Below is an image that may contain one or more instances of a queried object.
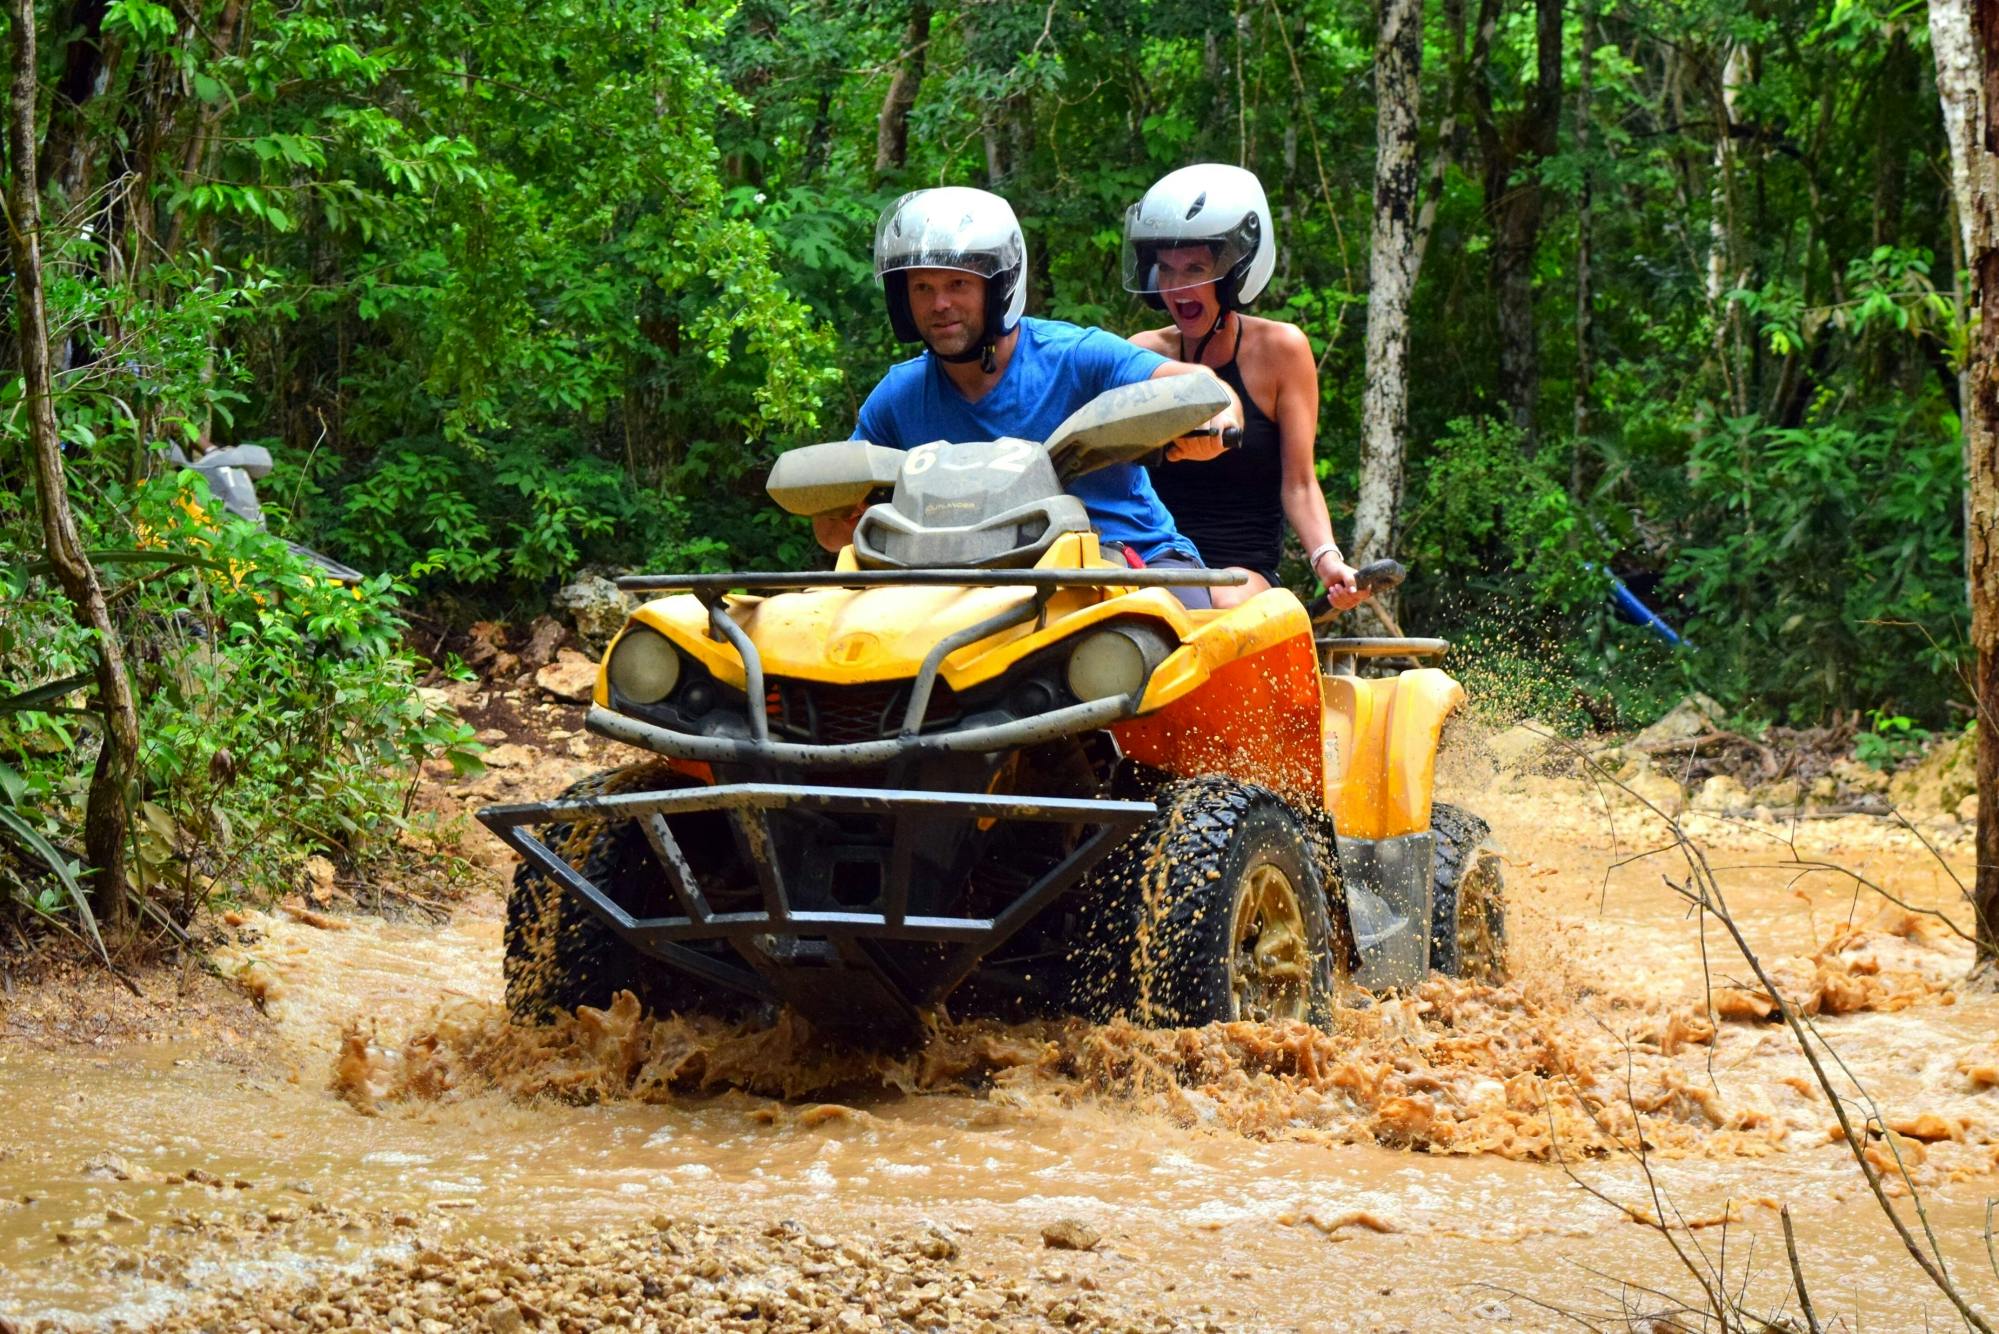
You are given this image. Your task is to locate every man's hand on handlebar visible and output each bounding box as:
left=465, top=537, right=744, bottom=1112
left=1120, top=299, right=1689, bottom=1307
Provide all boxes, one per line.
left=812, top=500, right=867, bottom=553
left=1165, top=420, right=1245, bottom=463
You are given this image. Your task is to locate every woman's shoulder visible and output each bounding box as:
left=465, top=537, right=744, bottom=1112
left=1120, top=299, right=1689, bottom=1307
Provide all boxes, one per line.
left=1126, top=325, right=1176, bottom=355
left=1241, top=314, right=1313, bottom=359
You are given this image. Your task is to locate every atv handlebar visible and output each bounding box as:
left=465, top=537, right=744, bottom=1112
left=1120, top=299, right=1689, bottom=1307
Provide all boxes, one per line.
left=1140, top=424, right=1243, bottom=469
left=1303, top=558, right=1406, bottom=621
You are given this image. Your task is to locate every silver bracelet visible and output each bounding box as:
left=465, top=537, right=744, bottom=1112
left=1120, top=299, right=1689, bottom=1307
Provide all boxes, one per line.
left=1307, top=543, right=1341, bottom=571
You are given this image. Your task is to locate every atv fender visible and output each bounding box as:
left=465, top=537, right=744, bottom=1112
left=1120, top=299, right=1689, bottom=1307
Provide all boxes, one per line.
left=1110, top=591, right=1324, bottom=798
left=1322, top=667, right=1465, bottom=840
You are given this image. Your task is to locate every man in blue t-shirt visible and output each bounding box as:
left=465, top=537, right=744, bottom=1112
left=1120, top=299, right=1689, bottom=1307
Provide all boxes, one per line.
left=821, top=187, right=1241, bottom=605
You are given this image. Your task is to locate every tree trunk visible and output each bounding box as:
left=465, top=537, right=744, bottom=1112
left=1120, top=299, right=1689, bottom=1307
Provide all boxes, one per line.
left=802, top=84, right=834, bottom=179
left=1411, top=0, right=1494, bottom=277
left=1931, top=0, right=1999, bottom=960
left=873, top=0, right=931, bottom=178
left=1971, top=0, right=1999, bottom=963
left=1353, top=0, right=1423, bottom=575
left=9, top=0, right=141, bottom=933
left=34, top=0, right=118, bottom=202
left=1475, top=0, right=1562, bottom=452
left=1707, top=42, right=1750, bottom=418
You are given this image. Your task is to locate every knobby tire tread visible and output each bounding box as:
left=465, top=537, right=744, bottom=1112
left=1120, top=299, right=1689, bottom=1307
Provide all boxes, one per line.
left=1430, top=801, right=1508, bottom=982
left=1107, top=776, right=1337, bottom=1028
left=504, top=762, right=714, bottom=1022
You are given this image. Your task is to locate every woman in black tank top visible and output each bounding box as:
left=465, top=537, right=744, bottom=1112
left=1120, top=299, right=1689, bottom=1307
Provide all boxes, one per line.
left=1149, top=323, right=1285, bottom=587
left=1122, top=164, right=1369, bottom=612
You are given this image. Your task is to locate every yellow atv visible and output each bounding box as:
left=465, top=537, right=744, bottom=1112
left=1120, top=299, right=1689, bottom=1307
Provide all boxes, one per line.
left=480, top=377, right=1503, bottom=1036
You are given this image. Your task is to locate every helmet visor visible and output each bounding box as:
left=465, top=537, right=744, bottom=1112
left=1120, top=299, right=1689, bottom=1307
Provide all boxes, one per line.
left=875, top=194, right=1022, bottom=281
left=1120, top=205, right=1258, bottom=295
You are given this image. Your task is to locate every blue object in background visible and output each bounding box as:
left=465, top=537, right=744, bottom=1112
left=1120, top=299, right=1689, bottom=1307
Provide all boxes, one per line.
left=1588, top=564, right=1688, bottom=648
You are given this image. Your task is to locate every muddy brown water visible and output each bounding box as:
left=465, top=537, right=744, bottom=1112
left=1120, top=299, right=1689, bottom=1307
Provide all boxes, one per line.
left=5, top=782, right=1999, bottom=1330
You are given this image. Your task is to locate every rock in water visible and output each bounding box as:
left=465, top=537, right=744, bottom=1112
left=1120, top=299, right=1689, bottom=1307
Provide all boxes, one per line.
left=1039, top=1219, right=1099, bottom=1251
left=553, top=575, right=634, bottom=654
left=1633, top=693, right=1725, bottom=748
left=1752, top=778, right=1802, bottom=811
left=1691, top=774, right=1748, bottom=814
left=303, top=854, right=338, bottom=905
left=1623, top=769, right=1686, bottom=816
left=1889, top=732, right=1977, bottom=817
left=536, top=649, right=598, bottom=704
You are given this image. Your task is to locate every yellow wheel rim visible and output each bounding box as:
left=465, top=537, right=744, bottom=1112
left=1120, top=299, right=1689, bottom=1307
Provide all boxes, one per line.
left=1230, top=860, right=1311, bottom=1023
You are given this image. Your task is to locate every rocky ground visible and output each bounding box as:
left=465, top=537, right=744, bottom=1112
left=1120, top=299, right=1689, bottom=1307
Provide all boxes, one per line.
left=126, top=1217, right=1176, bottom=1334
left=1480, top=690, right=1980, bottom=835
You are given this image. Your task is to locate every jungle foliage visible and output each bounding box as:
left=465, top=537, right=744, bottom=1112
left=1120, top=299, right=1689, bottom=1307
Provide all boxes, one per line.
left=0, top=0, right=1980, bottom=924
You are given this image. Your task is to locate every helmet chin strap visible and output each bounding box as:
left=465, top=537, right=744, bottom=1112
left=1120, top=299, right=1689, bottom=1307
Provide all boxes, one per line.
left=929, top=340, right=993, bottom=370
left=1188, top=302, right=1233, bottom=366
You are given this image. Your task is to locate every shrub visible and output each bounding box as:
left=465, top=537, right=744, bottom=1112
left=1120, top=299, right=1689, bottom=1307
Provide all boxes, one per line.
left=0, top=469, right=481, bottom=930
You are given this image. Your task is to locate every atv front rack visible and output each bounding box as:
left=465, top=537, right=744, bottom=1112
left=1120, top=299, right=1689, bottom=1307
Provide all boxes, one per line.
left=478, top=782, right=1155, bottom=1028
left=616, top=568, right=1246, bottom=593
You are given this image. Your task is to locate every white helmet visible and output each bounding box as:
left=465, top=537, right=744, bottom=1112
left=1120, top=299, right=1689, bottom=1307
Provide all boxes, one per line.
left=1122, top=164, right=1275, bottom=314
left=874, top=187, right=1027, bottom=361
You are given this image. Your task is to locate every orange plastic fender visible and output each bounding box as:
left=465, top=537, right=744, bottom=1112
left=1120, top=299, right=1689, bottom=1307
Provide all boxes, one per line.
left=1111, top=633, right=1325, bottom=800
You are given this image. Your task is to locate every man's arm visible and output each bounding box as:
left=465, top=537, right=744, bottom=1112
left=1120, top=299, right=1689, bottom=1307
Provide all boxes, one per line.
left=1147, top=360, right=1244, bottom=463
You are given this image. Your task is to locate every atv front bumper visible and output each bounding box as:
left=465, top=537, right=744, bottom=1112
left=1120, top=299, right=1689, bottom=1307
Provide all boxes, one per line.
left=477, top=782, right=1155, bottom=1030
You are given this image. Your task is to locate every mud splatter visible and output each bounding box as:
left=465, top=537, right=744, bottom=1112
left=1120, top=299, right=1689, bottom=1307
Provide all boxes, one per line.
left=1706, top=920, right=1954, bottom=1022
left=330, top=917, right=1965, bottom=1168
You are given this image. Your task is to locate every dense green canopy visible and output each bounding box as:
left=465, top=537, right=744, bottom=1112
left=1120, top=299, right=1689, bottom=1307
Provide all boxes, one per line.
left=2, top=0, right=1973, bottom=733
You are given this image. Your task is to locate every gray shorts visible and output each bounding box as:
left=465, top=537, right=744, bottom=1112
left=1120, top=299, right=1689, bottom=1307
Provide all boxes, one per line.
left=1144, top=549, right=1212, bottom=610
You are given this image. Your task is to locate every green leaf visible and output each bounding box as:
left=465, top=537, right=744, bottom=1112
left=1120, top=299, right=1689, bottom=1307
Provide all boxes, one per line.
left=0, top=806, right=109, bottom=964
left=0, top=673, right=94, bottom=713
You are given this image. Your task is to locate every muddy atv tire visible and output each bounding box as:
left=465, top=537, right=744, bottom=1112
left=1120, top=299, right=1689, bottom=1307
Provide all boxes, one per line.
left=1106, top=777, right=1342, bottom=1027
left=1429, top=802, right=1507, bottom=982
left=504, top=762, right=736, bottom=1022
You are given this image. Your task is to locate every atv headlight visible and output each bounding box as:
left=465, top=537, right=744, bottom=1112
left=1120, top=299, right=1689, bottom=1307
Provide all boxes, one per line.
left=608, top=626, right=680, bottom=704
left=1065, top=625, right=1169, bottom=702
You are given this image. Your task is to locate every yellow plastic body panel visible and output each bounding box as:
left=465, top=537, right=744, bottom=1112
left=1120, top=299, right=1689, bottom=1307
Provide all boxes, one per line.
left=593, top=532, right=1466, bottom=838
left=604, top=532, right=1193, bottom=700
left=1321, top=668, right=1466, bottom=839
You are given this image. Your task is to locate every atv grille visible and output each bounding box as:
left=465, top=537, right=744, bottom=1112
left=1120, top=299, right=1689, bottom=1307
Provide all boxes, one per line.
left=765, top=678, right=962, bottom=744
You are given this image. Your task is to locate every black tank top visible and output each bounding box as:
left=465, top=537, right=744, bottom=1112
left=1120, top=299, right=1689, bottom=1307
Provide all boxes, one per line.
left=1148, top=324, right=1284, bottom=583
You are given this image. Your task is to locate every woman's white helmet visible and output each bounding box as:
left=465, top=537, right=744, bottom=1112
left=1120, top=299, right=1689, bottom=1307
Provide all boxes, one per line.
left=874, top=187, right=1027, bottom=361
left=1122, top=164, right=1275, bottom=314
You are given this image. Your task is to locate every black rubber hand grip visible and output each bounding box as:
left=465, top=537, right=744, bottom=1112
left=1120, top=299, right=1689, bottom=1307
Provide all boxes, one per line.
left=1304, top=559, right=1407, bottom=620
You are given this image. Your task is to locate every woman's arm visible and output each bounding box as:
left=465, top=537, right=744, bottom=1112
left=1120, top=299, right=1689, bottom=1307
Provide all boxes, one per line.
left=1271, top=324, right=1366, bottom=608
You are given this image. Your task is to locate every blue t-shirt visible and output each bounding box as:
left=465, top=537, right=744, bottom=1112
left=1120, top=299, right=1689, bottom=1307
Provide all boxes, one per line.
left=854, top=317, right=1196, bottom=564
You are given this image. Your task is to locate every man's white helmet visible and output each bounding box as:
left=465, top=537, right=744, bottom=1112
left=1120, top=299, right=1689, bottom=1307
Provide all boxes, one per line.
left=1122, top=164, right=1275, bottom=313
left=874, top=187, right=1027, bottom=355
